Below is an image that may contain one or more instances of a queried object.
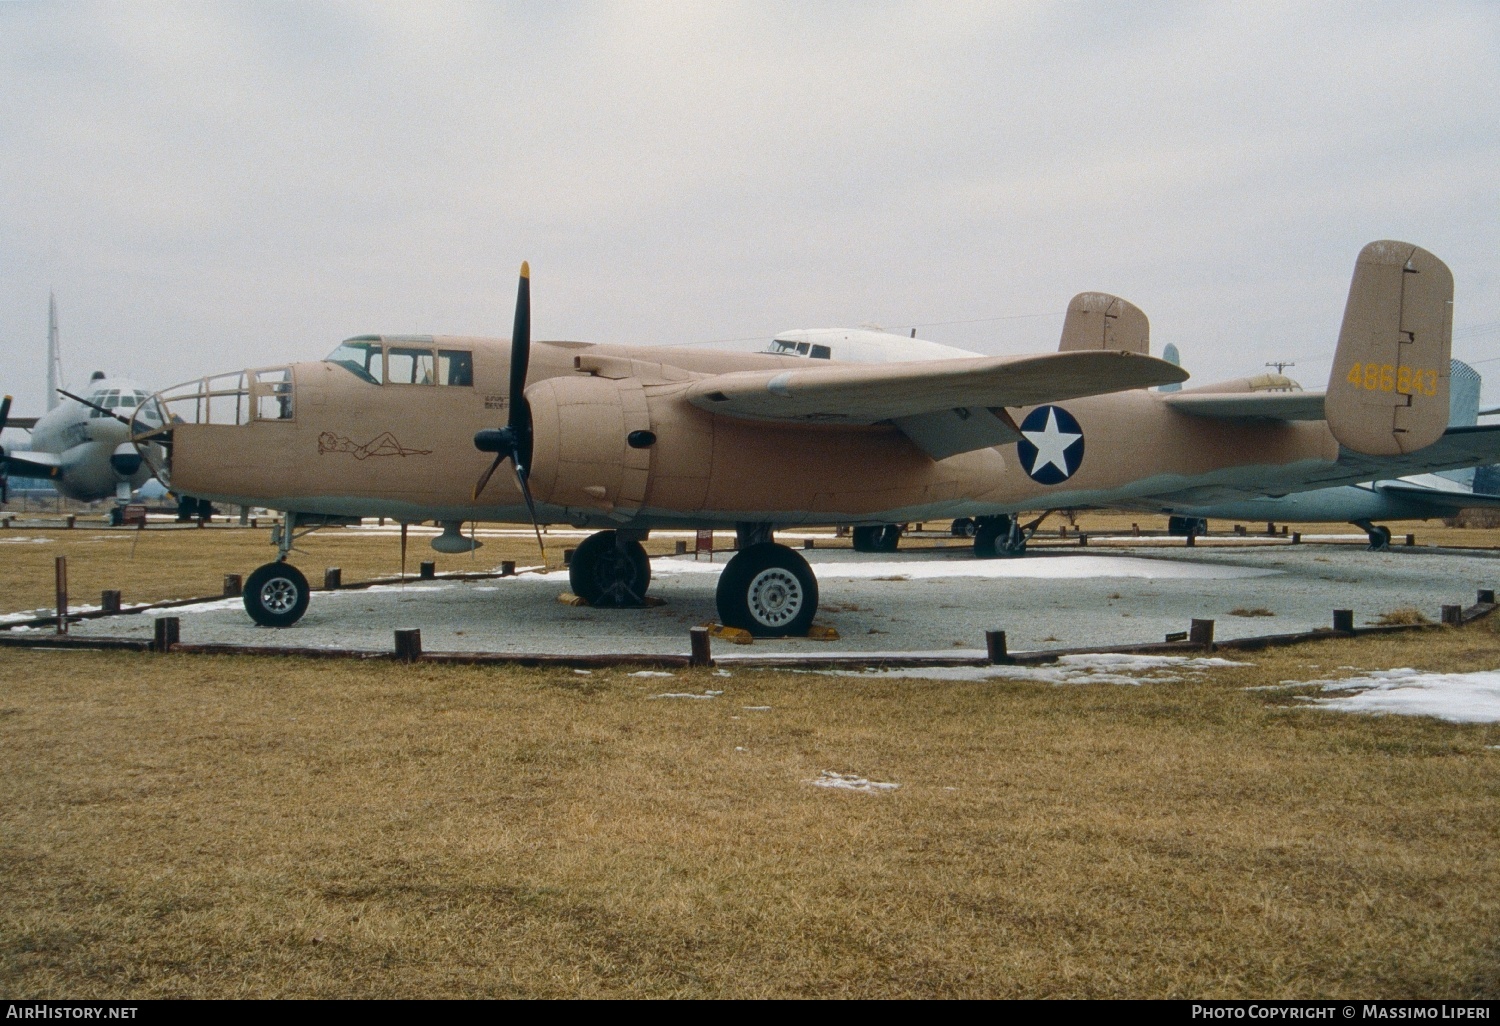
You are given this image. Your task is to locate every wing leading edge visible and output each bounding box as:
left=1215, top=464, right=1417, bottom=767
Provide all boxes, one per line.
left=684, top=350, right=1188, bottom=459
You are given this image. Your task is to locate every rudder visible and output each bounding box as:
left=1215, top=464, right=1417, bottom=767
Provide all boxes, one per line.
left=1058, top=292, right=1150, bottom=355
left=1325, top=240, right=1453, bottom=456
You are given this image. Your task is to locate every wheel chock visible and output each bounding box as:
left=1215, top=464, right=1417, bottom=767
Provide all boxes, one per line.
left=806, top=623, right=840, bottom=641
left=558, top=592, right=589, bottom=606
left=703, top=622, right=754, bottom=645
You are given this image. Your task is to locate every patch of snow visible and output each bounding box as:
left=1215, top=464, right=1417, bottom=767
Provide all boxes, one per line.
left=808, top=770, right=899, bottom=793
left=742, top=705, right=772, bottom=711
left=629, top=670, right=676, bottom=678
left=0, top=537, right=53, bottom=544
left=650, top=689, right=724, bottom=700
left=573, top=669, right=592, bottom=675
left=1296, top=668, right=1500, bottom=724
left=818, top=653, right=1249, bottom=686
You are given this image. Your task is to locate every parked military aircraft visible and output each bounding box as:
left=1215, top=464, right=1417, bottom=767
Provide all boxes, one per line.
left=0, top=299, right=169, bottom=513
left=135, top=240, right=1491, bottom=635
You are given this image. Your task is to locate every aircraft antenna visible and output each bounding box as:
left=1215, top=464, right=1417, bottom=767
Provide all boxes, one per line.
left=46, top=293, right=63, bottom=412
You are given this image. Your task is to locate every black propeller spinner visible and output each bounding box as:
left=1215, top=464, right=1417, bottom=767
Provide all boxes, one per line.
left=473, top=262, right=546, bottom=559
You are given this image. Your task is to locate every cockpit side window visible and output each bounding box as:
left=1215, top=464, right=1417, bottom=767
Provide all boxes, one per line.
left=810, top=344, right=831, bottom=359
left=438, top=350, right=473, bottom=386
left=386, top=346, right=435, bottom=385
left=795, top=342, right=810, bottom=355
left=326, top=340, right=384, bottom=384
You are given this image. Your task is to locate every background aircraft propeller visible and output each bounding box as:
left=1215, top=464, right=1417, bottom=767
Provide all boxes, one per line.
left=0, top=394, right=12, bottom=503
left=473, top=262, right=546, bottom=561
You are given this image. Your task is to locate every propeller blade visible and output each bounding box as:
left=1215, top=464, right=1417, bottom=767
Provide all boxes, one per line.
left=1, top=396, right=11, bottom=504
left=57, top=389, right=132, bottom=426
left=509, top=262, right=530, bottom=435
left=509, top=463, right=547, bottom=563
left=0, top=395, right=12, bottom=433
left=472, top=451, right=507, bottom=501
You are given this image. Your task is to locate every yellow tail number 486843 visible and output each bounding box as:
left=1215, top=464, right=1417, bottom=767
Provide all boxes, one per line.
left=1347, top=362, right=1439, bottom=396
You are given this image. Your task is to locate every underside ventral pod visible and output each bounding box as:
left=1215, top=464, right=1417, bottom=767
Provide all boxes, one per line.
left=524, top=375, right=653, bottom=518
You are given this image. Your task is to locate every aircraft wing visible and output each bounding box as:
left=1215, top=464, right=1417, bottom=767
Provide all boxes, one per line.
left=0, top=449, right=62, bottom=479
left=7, top=417, right=38, bottom=430
left=1162, top=390, right=1327, bottom=421
left=683, top=350, right=1187, bottom=459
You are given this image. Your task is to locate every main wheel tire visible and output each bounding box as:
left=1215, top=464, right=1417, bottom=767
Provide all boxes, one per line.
left=244, top=561, right=311, bottom=628
left=873, top=524, right=902, bottom=552
left=951, top=518, right=977, bottom=538
left=851, top=526, right=879, bottom=552
left=972, top=516, right=1012, bottom=559
left=716, top=542, right=819, bottom=638
left=569, top=531, right=651, bottom=607
left=1367, top=525, right=1392, bottom=551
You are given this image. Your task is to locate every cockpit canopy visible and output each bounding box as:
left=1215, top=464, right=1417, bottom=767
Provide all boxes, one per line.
left=326, top=336, right=473, bottom=387
left=86, top=386, right=164, bottom=425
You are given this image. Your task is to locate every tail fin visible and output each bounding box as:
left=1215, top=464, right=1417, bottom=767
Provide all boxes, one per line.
left=1325, top=241, right=1453, bottom=456
left=1058, top=292, right=1149, bottom=355
left=1158, top=342, right=1182, bottom=392
left=1438, top=359, right=1481, bottom=486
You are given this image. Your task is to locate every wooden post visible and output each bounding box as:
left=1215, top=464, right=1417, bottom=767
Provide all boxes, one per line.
left=985, top=630, right=1009, bottom=664
left=1333, top=609, right=1354, bottom=634
left=100, top=590, right=121, bottom=614
left=1185, top=533, right=1196, bottom=547
left=223, top=574, right=242, bottom=597
left=1078, top=533, right=1088, bottom=546
left=803, top=538, right=814, bottom=550
left=674, top=540, right=687, bottom=555
left=1441, top=604, right=1462, bottom=626
left=419, top=561, right=435, bottom=580
left=1479, top=589, right=1495, bottom=605
left=1266, top=521, right=1275, bottom=536
left=323, top=568, right=342, bottom=590
left=689, top=626, right=712, bottom=668
left=54, top=556, right=68, bottom=634
left=1291, top=532, right=1301, bottom=544
left=1405, top=534, right=1415, bottom=546
left=153, top=616, right=180, bottom=652
left=1132, top=522, right=1140, bottom=536
left=500, top=560, right=516, bottom=576
left=66, top=514, right=75, bottom=529
left=1189, top=619, right=1215, bottom=646
left=394, top=628, right=422, bottom=661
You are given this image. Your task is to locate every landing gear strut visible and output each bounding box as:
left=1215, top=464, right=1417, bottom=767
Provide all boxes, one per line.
left=569, top=530, right=651, bottom=607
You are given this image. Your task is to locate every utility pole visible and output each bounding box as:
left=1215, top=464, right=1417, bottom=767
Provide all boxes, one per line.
left=1265, top=360, right=1295, bottom=375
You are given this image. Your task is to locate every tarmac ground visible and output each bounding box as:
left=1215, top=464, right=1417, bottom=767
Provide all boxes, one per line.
left=49, top=531, right=1500, bottom=658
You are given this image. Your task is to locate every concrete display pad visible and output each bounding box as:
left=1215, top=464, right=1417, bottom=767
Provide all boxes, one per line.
left=51, top=543, right=1500, bottom=658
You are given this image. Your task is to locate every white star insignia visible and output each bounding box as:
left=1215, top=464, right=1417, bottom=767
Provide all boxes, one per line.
left=1021, top=408, right=1082, bottom=476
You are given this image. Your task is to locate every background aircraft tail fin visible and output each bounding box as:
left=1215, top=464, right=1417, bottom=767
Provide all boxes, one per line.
left=1324, top=240, right=1453, bottom=456
left=1157, top=342, right=1182, bottom=392
left=1057, top=292, right=1150, bottom=355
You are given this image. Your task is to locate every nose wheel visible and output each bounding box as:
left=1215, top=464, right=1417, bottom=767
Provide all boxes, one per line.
left=244, top=561, right=311, bottom=627
left=716, top=542, right=819, bottom=637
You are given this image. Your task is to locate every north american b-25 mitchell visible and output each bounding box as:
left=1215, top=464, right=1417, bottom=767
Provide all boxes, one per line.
left=130, top=240, right=1496, bottom=636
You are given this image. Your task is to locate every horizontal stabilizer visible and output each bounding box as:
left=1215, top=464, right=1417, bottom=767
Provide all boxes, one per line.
left=1164, top=390, right=1326, bottom=421
left=685, top=350, right=1187, bottom=430
left=1375, top=480, right=1500, bottom=511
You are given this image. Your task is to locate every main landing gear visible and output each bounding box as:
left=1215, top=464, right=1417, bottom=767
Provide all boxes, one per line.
left=1353, top=519, right=1392, bottom=551
left=568, top=530, right=651, bottom=607
left=973, top=514, right=1046, bottom=558
left=568, top=523, right=819, bottom=638
left=851, top=524, right=903, bottom=553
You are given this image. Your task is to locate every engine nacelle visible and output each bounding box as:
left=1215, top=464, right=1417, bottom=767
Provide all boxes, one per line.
left=526, top=375, right=656, bottom=517
left=110, top=442, right=143, bottom=477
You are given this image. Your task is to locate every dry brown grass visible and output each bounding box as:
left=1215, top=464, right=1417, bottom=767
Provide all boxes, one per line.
left=1371, top=607, right=1434, bottom=626
left=1, top=622, right=1498, bottom=998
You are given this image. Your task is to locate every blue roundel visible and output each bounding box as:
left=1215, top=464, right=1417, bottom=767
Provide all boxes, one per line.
left=1016, top=405, right=1085, bottom=485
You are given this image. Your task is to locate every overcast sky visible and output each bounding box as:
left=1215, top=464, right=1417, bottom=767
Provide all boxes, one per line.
left=2, top=0, right=1497, bottom=415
